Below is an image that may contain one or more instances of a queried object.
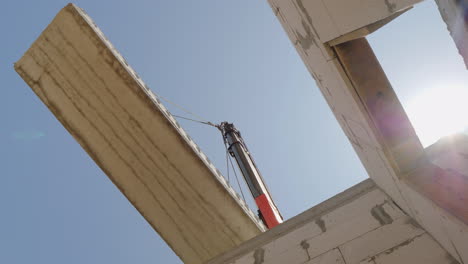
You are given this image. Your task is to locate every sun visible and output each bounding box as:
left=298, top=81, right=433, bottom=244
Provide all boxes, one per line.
left=405, top=85, right=468, bottom=147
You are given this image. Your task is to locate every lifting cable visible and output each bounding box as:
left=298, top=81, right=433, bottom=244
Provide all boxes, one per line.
left=156, top=94, right=218, bottom=128
left=171, top=114, right=217, bottom=128
left=224, top=140, right=231, bottom=184
left=227, top=146, right=247, bottom=203
left=155, top=93, right=247, bottom=203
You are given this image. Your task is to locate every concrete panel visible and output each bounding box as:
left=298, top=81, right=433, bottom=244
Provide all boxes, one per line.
left=14, top=4, right=263, bottom=264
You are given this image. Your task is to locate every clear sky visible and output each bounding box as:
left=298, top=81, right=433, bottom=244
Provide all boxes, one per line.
left=1, top=1, right=466, bottom=263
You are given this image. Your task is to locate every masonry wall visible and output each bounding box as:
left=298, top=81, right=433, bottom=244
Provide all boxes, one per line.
left=209, top=179, right=458, bottom=264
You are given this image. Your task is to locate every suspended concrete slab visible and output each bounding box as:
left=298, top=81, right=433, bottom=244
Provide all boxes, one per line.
left=15, top=4, right=264, bottom=264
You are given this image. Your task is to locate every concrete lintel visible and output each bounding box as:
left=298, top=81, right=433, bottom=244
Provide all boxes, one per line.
left=333, top=37, right=425, bottom=174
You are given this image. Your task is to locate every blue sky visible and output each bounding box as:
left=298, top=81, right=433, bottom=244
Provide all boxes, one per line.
left=1, top=1, right=466, bottom=263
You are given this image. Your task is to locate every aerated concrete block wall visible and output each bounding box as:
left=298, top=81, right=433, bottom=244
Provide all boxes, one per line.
left=209, top=180, right=458, bottom=264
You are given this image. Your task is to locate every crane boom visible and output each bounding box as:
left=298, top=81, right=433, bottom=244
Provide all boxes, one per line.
left=218, top=122, right=283, bottom=229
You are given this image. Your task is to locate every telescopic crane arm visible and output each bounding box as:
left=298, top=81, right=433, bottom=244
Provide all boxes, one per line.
left=218, top=122, right=283, bottom=229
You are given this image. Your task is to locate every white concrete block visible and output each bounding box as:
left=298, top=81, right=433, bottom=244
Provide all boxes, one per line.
left=263, top=222, right=322, bottom=256
left=398, top=181, right=460, bottom=262
left=264, top=243, right=310, bottom=264
left=440, top=210, right=468, bottom=263
left=249, top=187, right=400, bottom=262
left=303, top=190, right=405, bottom=259
left=363, top=233, right=458, bottom=264
left=339, top=216, right=425, bottom=264
left=306, top=249, right=345, bottom=264
left=209, top=180, right=378, bottom=264
left=210, top=180, right=460, bottom=264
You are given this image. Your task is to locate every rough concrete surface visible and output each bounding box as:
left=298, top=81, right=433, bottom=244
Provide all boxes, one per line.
left=14, top=4, right=264, bottom=264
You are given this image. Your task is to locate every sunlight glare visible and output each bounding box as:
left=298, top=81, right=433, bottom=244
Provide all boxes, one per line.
left=405, top=85, right=468, bottom=147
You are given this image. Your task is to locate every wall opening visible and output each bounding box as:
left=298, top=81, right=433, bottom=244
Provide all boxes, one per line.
left=368, top=1, right=468, bottom=148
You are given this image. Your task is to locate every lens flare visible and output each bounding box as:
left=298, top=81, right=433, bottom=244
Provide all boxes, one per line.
left=405, top=85, right=468, bottom=147
left=12, top=131, right=46, bottom=141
